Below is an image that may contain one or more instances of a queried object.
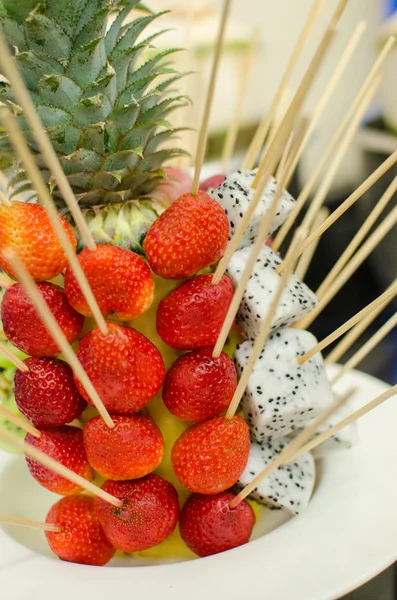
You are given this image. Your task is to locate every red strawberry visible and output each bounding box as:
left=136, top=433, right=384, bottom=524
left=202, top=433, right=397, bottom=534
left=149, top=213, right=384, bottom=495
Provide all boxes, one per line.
left=199, top=174, right=226, bottom=192
left=143, top=191, right=229, bottom=279
left=1, top=283, right=84, bottom=357
left=95, top=475, right=179, bottom=552
left=65, top=245, right=154, bottom=321
left=171, top=416, right=250, bottom=494
left=83, top=415, right=164, bottom=480
left=156, top=274, right=234, bottom=350
left=75, top=323, right=165, bottom=414
left=163, top=349, right=237, bottom=422
left=14, top=357, right=87, bottom=428
left=180, top=491, right=255, bottom=557
left=25, top=426, right=93, bottom=495
left=0, top=201, right=76, bottom=282
left=46, top=495, right=116, bottom=566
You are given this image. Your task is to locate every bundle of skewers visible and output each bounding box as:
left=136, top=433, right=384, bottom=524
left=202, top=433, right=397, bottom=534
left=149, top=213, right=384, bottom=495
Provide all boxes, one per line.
left=0, top=0, right=396, bottom=566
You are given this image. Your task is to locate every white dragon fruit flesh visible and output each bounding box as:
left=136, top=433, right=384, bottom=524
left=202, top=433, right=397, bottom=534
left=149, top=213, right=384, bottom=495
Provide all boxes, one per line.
left=235, top=328, right=334, bottom=442
left=236, top=439, right=315, bottom=514
left=226, top=245, right=318, bottom=342
left=209, top=170, right=296, bottom=250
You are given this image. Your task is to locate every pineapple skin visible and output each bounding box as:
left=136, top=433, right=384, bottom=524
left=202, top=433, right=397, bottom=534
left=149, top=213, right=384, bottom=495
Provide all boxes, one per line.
left=0, top=0, right=189, bottom=250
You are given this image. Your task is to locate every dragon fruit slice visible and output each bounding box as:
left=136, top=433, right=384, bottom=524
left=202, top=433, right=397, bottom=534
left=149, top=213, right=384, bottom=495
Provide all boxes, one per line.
left=236, top=438, right=315, bottom=514
left=226, top=245, right=318, bottom=342
left=235, top=328, right=334, bottom=441
left=209, top=170, right=296, bottom=250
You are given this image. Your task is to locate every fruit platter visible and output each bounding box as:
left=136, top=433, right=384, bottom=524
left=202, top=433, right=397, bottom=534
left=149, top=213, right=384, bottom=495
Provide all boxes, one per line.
left=0, top=0, right=396, bottom=598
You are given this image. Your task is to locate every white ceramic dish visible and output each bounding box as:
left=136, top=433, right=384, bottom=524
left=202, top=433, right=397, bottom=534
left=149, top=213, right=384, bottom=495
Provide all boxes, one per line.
left=0, top=366, right=396, bottom=600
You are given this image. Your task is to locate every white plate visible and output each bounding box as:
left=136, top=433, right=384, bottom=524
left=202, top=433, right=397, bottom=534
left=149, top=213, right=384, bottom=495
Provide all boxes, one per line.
left=0, top=367, right=396, bottom=600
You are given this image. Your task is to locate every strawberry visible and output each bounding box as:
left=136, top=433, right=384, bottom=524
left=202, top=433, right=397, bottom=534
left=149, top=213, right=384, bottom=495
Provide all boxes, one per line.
left=1, top=283, right=84, bottom=357
left=14, top=357, right=87, bottom=428
left=65, top=245, right=154, bottom=321
left=83, top=415, right=164, bottom=480
left=143, top=191, right=229, bottom=279
left=163, top=349, right=237, bottom=422
left=75, top=323, right=165, bottom=414
left=0, top=201, right=76, bottom=282
left=46, top=495, right=116, bottom=566
left=171, top=416, right=250, bottom=494
left=180, top=491, right=255, bottom=557
left=25, top=426, right=93, bottom=495
left=199, top=174, right=226, bottom=192
left=156, top=274, right=234, bottom=350
left=95, top=475, right=179, bottom=552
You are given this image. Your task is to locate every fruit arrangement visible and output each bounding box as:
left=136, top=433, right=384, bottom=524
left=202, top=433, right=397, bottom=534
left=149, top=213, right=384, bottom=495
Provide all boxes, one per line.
left=0, top=0, right=396, bottom=574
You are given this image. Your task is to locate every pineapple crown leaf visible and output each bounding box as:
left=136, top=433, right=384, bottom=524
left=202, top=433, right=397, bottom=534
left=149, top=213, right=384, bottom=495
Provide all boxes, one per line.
left=104, top=0, right=141, bottom=56
left=113, top=11, right=170, bottom=57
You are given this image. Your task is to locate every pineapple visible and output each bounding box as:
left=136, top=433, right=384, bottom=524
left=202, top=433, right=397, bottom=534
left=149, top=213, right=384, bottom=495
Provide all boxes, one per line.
left=0, top=0, right=189, bottom=252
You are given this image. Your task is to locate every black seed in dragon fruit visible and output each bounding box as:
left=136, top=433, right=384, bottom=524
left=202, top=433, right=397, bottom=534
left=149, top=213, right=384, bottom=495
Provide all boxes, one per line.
left=209, top=170, right=296, bottom=249
left=235, top=438, right=315, bottom=514
left=226, top=245, right=318, bottom=342
left=235, top=328, right=334, bottom=442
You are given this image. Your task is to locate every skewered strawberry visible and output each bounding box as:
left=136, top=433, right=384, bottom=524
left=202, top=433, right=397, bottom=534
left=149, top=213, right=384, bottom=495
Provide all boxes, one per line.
left=75, top=323, right=165, bottom=414
left=83, top=415, right=164, bottom=480
left=156, top=274, right=234, bottom=350
left=1, top=283, right=84, bottom=357
left=46, top=495, right=116, bottom=566
left=143, top=191, right=229, bottom=279
left=0, top=202, right=76, bottom=282
left=180, top=491, right=255, bottom=557
left=14, top=357, right=87, bottom=428
left=95, top=475, right=179, bottom=552
left=25, top=426, right=92, bottom=495
left=65, top=245, right=154, bottom=321
left=171, top=416, right=250, bottom=494
left=163, top=349, right=237, bottom=422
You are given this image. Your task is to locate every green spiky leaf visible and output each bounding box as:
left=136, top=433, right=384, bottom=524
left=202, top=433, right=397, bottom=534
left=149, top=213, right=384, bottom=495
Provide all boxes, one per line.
left=24, top=13, right=72, bottom=61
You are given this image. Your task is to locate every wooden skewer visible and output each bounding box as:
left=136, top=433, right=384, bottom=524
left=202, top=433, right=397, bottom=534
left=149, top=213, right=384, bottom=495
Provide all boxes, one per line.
left=281, top=20, right=367, bottom=190
left=0, top=109, right=108, bottom=336
left=272, top=35, right=396, bottom=252
left=221, top=32, right=258, bottom=173
left=225, top=228, right=305, bottom=420
left=0, top=32, right=96, bottom=251
left=276, top=76, right=380, bottom=273
left=242, top=0, right=327, bottom=170
left=325, top=289, right=394, bottom=365
left=287, top=385, right=397, bottom=462
left=331, top=311, right=397, bottom=385
left=4, top=250, right=115, bottom=429
left=0, top=273, right=11, bottom=289
left=298, top=281, right=397, bottom=365
left=0, top=405, right=40, bottom=438
left=297, top=202, right=397, bottom=330
left=279, top=117, right=310, bottom=191
left=0, top=189, right=11, bottom=207
left=0, top=428, right=122, bottom=508
left=212, top=27, right=336, bottom=285
left=229, top=387, right=352, bottom=508
left=316, top=173, right=397, bottom=299
left=297, top=151, right=397, bottom=269
left=213, top=162, right=295, bottom=358
left=276, top=130, right=295, bottom=181
left=191, top=0, right=232, bottom=195
left=0, top=515, right=61, bottom=533
left=295, top=207, right=329, bottom=280
left=0, top=341, right=29, bottom=373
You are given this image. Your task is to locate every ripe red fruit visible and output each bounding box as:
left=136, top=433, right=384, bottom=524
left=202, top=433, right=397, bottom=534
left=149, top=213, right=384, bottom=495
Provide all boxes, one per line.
left=163, top=350, right=237, bottom=422
left=171, top=416, right=250, bottom=494
left=0, top=201, right=76, bottom=282
left=14, top=357, right=87, bottom=428
left=156, top=274, right=234, bottom=350
left=46, top=495, right=116, bottom=566
left=143, top=191, right=229, bottom=279
left=95, top=475, right=179, bottom=552
left=180, top=492, right=255, bottom=557
left=199, top=174, right=226, bottom=192
left=83, top=415, right=164, bottom=480
left=75, top=323, right=165, bottom=414
left=25, top=426, right=92, bottom=495
left=65, top=245, right=154, bottom=321
left=1, top=283, right=84, bottom=357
